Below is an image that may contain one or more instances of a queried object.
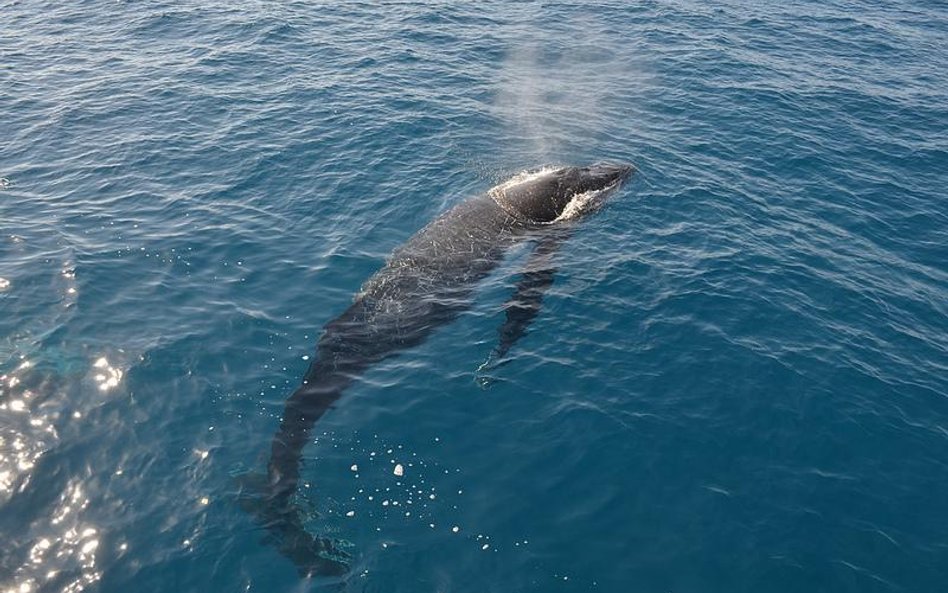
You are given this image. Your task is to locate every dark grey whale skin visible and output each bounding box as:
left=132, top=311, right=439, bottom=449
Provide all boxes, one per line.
left=248, top=163, right=632, bottom=578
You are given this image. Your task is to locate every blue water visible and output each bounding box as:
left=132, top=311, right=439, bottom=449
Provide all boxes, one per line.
left=2, top=0, right=947, bottom=591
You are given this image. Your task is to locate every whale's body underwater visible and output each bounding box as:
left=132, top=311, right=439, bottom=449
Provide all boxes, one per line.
left=243, top=163, right=634, bottom=577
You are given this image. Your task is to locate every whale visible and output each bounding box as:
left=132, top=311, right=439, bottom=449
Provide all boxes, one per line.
left=242, top=163, right=634, bottom=577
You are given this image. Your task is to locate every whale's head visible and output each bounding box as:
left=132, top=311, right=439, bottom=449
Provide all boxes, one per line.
left=491, top=163, right=634, bottom=224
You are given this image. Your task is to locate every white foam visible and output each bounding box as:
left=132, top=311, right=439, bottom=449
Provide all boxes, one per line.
left=552, top=180, right=619, bottom=223
left=488, top=166, right=560, bottom=197
left=488, top=166, right=560, bottom=220
left=489, top=167, right=620, bottom=224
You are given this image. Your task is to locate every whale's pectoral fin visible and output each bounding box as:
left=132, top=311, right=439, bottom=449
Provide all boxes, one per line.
left=477, top=232, right=569, bottom=383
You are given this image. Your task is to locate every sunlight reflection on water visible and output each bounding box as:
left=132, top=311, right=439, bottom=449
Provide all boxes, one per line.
left=0, top=356, right=122, bottom=593
left=3, top=481, right=102, bottom=593
left=0, top=361, right=57, bottom=497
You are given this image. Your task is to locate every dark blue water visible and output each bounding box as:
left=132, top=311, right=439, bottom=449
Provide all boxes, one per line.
left=2, top=1, right=947, bottom=591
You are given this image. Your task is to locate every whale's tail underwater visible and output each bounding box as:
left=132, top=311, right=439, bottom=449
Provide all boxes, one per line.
left=239, top=163, right=634, bottom=578
left=237, top=362, right=356, bottom=577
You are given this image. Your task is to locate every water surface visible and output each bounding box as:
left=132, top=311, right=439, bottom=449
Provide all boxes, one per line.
left=1, top=1, right=947, bottom=591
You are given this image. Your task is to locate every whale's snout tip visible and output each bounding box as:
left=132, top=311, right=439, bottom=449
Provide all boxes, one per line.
left=585, top=162, right=634, bottom=186
left=606, top=162, right=635, bottom=179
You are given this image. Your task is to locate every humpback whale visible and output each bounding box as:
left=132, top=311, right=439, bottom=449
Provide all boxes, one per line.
left=244, top=163, right=633, bottom=577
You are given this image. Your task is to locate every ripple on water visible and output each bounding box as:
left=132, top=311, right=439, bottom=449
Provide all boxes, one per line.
left=1, top=0, right=947, bottom=591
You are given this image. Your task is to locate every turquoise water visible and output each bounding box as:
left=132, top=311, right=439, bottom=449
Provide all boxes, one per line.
left=2, top=1, right=947, bottom=591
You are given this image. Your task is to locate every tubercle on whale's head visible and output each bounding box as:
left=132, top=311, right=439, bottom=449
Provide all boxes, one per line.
left=495, top=162, right=634, bottom=224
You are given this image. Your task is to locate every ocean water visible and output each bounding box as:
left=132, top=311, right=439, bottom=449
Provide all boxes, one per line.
left=2, top=0, right=947, bottom=591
